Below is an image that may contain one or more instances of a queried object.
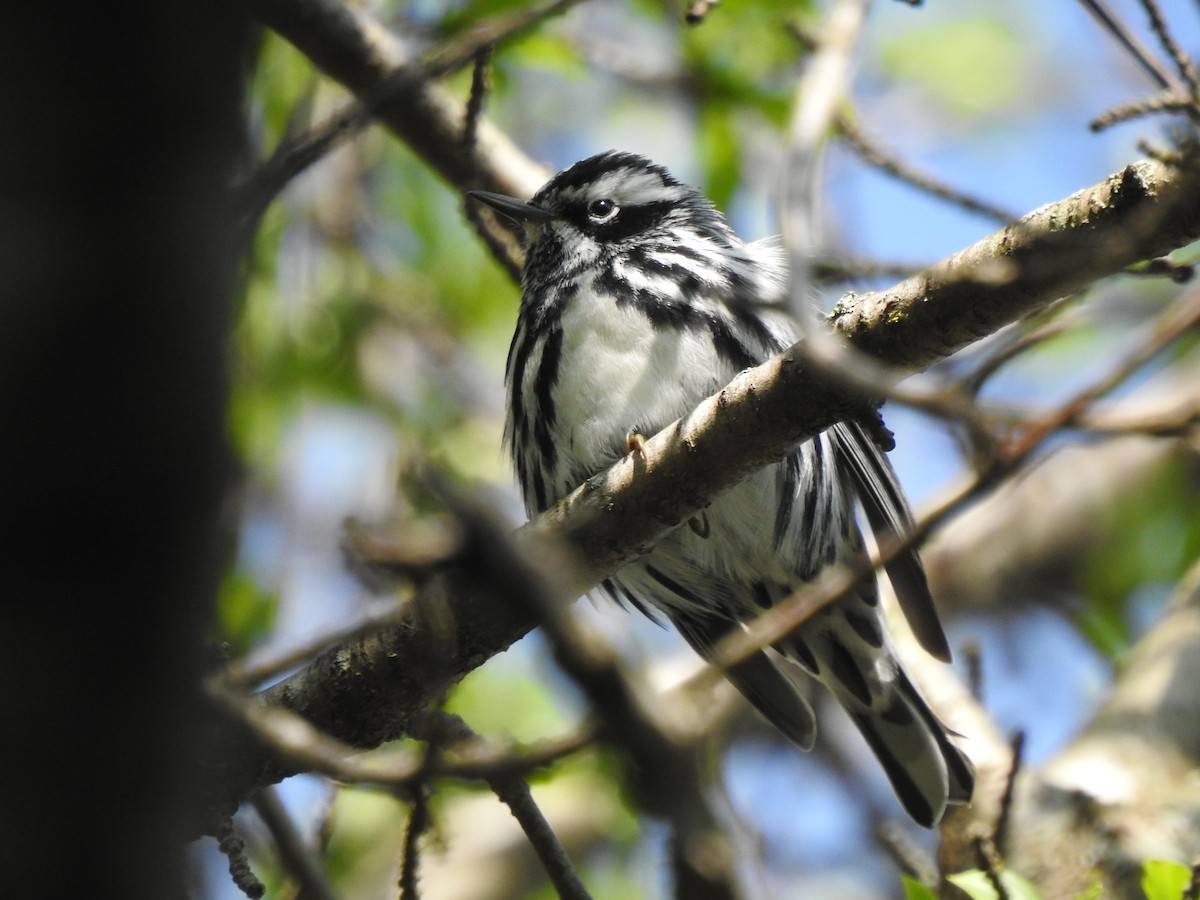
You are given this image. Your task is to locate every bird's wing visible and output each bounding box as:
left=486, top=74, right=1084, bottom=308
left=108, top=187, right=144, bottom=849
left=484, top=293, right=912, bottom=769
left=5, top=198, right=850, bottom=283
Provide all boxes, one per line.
left=830, top=420, right=952, bottom=662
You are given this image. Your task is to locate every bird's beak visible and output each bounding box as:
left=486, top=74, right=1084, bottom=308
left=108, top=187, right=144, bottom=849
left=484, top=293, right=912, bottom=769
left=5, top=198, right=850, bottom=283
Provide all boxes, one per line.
left=468, top=190, right=554, bottom=224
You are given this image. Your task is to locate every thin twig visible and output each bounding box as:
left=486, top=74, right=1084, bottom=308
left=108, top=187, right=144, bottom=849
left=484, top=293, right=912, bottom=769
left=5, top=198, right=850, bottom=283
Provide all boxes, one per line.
left=993, top=731, right=1025, bottom=855
left=1138, top=0, right=1200, bottom=98
left=962, top=639, right=984, bottom=703
left=214, top=688, right=596, bottom=787
left=406, top=710, right=595, bottom=900
left=215, top=818, right=266, bottom=900
left=999, top=285, right=1200, bottom=461
left=463, top=47, right=492, bottom=156
left=1091, top=90, right=1199, bottom=131
left=961, top=320, right=1073, bottom=398
left=239, top=0, right=581, bottom=225
left=1128, top=254, right=1195, bottom=283
left=876, top=820, right=939, bottom=886
left=1074, top=0, right=1180, bottom=91
left=973, top=835, right=1010, bottom=900
left=398, top=780, right=432, bottom=900
left=836, top=113, right=1019, bottom=225
left=427, top=486, right=740, bottom=900
left=223, top=596, right=415, bottom=690
left=252, top=787, right=338, bottom=900
left=491, top=776, right=594, bottom=900
left=811, top=256, right=928, bottom=284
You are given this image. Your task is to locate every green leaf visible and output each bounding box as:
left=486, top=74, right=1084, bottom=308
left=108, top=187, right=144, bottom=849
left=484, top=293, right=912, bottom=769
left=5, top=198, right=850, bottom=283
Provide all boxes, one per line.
left=902, top=875, right=939, bottom=900
left=947, top=869, right=1044, bottom=900
left=1142, top=860, right=1191, bottom=900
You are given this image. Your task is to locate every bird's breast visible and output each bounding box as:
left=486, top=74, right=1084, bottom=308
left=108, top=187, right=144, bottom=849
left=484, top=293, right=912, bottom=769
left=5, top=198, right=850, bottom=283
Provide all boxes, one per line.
left=543, top=288, right=732, bottom=478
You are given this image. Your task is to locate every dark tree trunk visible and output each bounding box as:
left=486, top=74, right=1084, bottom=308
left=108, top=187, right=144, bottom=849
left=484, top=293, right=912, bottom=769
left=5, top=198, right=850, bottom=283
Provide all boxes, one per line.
left=0, top=3, right=247, bottom=895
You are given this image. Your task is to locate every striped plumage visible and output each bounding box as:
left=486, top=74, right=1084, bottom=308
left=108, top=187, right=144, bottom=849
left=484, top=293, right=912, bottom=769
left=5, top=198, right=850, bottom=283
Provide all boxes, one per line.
left=470, top=151, right=973, bottom=827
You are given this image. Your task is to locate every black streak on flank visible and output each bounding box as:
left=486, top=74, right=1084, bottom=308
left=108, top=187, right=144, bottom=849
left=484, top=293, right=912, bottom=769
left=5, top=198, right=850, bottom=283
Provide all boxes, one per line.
left=505, top=327, right=531, bottom=446
left=530, top=467, right=548, bottom=513
left=774, top=455, right=800, bottom=550
left=530, top=328, right=563, bottom=471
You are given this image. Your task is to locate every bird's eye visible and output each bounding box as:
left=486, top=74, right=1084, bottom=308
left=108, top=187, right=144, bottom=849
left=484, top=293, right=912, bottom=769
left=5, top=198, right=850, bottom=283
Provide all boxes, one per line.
left=587, top=198, right=619, bottom=222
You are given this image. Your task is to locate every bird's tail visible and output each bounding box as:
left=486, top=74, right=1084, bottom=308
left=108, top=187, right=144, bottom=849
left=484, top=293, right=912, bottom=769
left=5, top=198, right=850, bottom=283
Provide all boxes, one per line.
left=836, top=664, right=974, bottom=827
left=670, top=604, right=973, bottom=827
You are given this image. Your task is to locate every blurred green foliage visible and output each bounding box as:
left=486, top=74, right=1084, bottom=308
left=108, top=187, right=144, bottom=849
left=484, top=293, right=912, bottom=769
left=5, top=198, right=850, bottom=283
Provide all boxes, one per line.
left=217, top=569, right=280, bottom=655
left=877, top=14, right=1028, bottom=118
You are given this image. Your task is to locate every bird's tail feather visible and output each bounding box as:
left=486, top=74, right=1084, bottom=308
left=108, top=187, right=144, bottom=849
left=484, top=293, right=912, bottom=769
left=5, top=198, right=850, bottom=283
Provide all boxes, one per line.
left=841, top=667, right=974, bottom=827
left=670, top=612, right=817, bottom=751
left=724, top=651, right=817, bottom=751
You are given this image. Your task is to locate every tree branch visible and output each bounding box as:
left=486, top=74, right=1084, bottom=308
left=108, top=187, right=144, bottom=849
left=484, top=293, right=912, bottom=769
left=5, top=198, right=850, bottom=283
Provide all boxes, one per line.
left=245, top=0, right=552, bottom=199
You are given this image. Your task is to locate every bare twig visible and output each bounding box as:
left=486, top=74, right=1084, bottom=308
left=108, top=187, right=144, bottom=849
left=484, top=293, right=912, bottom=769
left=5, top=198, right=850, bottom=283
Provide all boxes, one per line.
left=811, top=256, right=928, bottom=283
left=962, top=639, right=984, bottom=702
left=998, top=284, right=1200, bottom=461
left=973, top=835, right=1010, bottom=900
left=215, top=818, right=266, bottom=900
left=1074, top=0, right=1180, bottom=92
left=787, top=19, right=1029, bottom=226
left=490, top=776, right=594, bottom=900
left=244, top=0, right=557, bottom=206
left=1129, top=254, right=1195, bottom=282
left=224, top=596, right=414, bottom=690
left=398, top=780, right=432, bottom=900
left=960, top=319, right=1073, bottom=398
left=428, top=487, right=739, bottom=900
left=877, top=820, right=939, bottom=885
left=1091, top=90, right=1200, bottom=131
left=694, top=282, right=1200, bottom=694
left=407, top=712, right=595, bottom=900
left=835, top=114, right=1019, bottom=225
left=1138, top=0, right=1200, bottom=99
left=251, top=787, right=338, bottom=900
left=211, top=686, right=595, bottom=788
left=463, top=47, right=492, bottom=161
left=993, top=731, right=1025, bottom=855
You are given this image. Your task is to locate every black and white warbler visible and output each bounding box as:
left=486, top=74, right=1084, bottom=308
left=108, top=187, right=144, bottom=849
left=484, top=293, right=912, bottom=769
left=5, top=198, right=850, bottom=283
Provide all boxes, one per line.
left=470, top=151, right=973, bottom=826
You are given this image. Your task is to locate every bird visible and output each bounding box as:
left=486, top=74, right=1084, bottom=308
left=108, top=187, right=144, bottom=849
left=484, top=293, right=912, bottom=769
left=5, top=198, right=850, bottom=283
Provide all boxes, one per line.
left=469, top=151, right=974, bottom=827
